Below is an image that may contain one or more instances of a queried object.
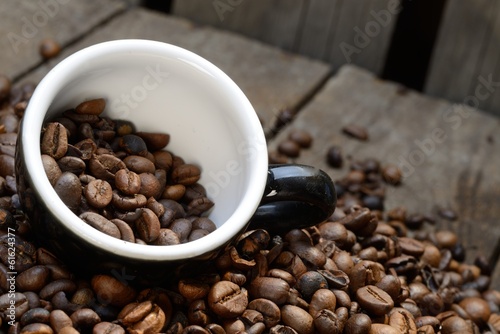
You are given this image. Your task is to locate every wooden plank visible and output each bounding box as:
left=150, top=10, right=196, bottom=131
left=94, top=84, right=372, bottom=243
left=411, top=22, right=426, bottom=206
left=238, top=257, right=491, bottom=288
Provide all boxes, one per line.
left=268, top=65, right=500, bottom=289
left=17, top=7, right=331, bottom=136
left=424, top=0, right=499, bottom=114
left=295, top=0, right=342, bottom=60
left=326, top=0, right=401, bottom=75
left=172, top=0, right=400, bottom=75
left=0, top=0, right=127, bottom=80
left=171, top=0, right=304, bottom=52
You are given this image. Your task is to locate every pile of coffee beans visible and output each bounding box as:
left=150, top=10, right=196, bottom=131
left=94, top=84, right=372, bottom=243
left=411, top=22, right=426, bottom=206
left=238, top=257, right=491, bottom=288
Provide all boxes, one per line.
left=41, top=98, right=216, bottom=245
left=1, top=76, right=500, bottom=334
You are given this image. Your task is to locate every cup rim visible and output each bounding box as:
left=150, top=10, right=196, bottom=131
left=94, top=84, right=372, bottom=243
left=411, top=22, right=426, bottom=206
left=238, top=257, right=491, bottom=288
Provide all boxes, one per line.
left=21, top=39, right=268, bottom=262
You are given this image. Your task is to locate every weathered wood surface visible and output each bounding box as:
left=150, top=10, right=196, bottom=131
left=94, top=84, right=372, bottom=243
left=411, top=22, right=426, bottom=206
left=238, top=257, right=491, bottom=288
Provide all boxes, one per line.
left=268, top=65, right=500, bottom=288
left=17, top=7, right=331, bottom=135
left=0, top=0, right=128, bottom=80
left=172, top=0, right=400, bottom=75
left=424, top=0, right=500, bottom=117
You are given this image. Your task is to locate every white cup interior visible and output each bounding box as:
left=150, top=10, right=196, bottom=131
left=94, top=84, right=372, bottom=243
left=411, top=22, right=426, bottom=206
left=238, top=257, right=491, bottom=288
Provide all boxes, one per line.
left=22, top=39, right=268, bottom=261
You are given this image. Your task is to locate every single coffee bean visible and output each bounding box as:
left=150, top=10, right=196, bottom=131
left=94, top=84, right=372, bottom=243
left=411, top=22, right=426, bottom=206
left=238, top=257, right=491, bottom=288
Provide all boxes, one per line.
left=114, top=169, right=141, bottom=196
left=313, top=309, right=342, bottom=334
left=296, top=271, right=328, bottom=301
left=171, top=164, right=201, bottom=185
left=344, top=313, right=371, bottom=334
left=79, top=212, right=121, bottom=239
left=70, top=308, right=101, bottom=332
left=16, top=265, right=50, bottom=292
left=169, top=218, right=193, bottom=243
left=155, top=228, right=181, bottom=245
left=136, top=131, right=170, bottom=151
left=119, top=134, right=148, bottom=156
left=458, top=297, right=491, bottom=325
left=89, top=154, right=126, bottom=181
left=288, top=129, right=313, bottom=148
left=54, top=172, right=82, bottom=212
left=75, top=98, right=106, bottom=116
left=326, top=146, right=343, bottom=168
left=278, top=140, right=301, bottom=158
left=123, top=155, right=156, bottom=174
left=186, top=197, right=214, bottom=216
left=356, top=285, right=394, bottom=316
left=39, top=279, right=77, bottom=300
left=162, top=184, right=186, bottom=201
left=57, top=156, right=86, bottom=174
left=280, top=305, right=314, bottom=334
left=112, top=191, right=147, bottom=211
left=93, top=322, right=125, bottom=334
left=369, top=323, right=401, bottom=334
left=39, top=38, right=61, bottom=59
left=135, top=208, right=161, bottom=243
left=49, top=309, right=73, bottom=333
left=20, top=323, right=54, bottom=334
left=249, top=277, right=290, bottom=306
left=309, top=289, right=337, bottom=317
left=342, top=124, right=368, bottom=140
left=0, top=75, right=11, bottom=100
left=381, top=164, right=402, bottom=185
left=91, top=275, right=136, bottom=308
left=42, top=122, right=68, bottom=159
left=110, top=219, right=135, bottom=243
left=139, top=172, right=163, bottom=199
left=118, top=301, right=167, bottom=334
left=84, top=179, right=113, bottom=209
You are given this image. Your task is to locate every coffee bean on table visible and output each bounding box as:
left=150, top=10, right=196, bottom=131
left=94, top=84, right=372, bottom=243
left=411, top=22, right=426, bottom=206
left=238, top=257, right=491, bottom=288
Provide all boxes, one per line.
left=342, top=124, right=369, bottom=141
left=356, top=285, right=394, bottom=316
left=326, top=146, right=343, bottom=168
left=288, top=129, right=313, bottom=148
left=0, top=75, right=11, bottom=100
left=278, top=139, right=301, bottom=158
left=39, top=38, right=61, bottom=59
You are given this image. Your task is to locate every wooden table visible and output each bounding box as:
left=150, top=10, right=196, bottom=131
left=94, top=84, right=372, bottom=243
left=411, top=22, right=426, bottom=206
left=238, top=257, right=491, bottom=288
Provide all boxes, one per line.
left=1, top=1, right=499, bottom=288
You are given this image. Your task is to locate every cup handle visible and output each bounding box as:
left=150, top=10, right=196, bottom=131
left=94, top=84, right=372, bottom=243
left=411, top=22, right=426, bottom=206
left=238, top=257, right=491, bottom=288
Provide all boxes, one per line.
left=248, top=164, right=337, bottom=234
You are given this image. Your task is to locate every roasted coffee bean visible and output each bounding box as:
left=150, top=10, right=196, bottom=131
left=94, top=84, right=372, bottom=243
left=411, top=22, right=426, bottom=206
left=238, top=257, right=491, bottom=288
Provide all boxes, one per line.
left=342, top=124, right=368, bottom=140
left=119, top=134, right=148, bottom=156
left=110, top=219, right=135, bottom=243
left=89, top=154, right=126, bottom=181
left=91, top=275, right=136, bottom=308
left=278, top=140, right=301, bottom=158
left=119, top=301, right=166, bottom=333
left=155, top=228, right=181, bottom=245
left=162, top=184, right=186, bottom=201
left=136, top=131, right=170, bottom=151
left=326, top=146, right=344, bottom=168
left=57, top=156, right=86, bottom=174
left=139, top=172, right=162, bottom=199
left=369, top=323, right=400, bottom=334
left=192, top=217, right=217, bottom=233
left=39, top=38, right=61, bottom=59
left=114, top=169, right=141, bottom=195
left=16, top=265, right=50, bottom=292
left=458, top=297, right=491, bottom=325
left=39, top=279, right=76, bottom=300
left=249, top=277, right=290, bottom=306
left=313, top=309, right=342, bottom=334
left=41, top=122, right=68, bottom=159
left=19, top=307, right=50, bottom=327
left=93, top=322, right=125, bottom=334
left=171, top=164, right=201, bottom=185
left=0, top=75, right=11, bottom=100
left=288, top=129, right=312, bottom=148
left=135, top=208, right=161, bottom=243
left=381, top=164, right=402, bottom=185
left=187, top=299, right=211, bottom=327
left=308, top=289, right=337, bottom=317
left=19, top=322, right=54, bottom=334
left=112, top=191, right=147, bottom=211
left=187, top=197, right=214, bottom=216
left=79, top=212, right=120, bottom=239
left=84, top=179, right=113, bottom=209
left=75, top=98, right=106, bottom=116
left=356, top=285, right=394, bottom=316
left=344, top=313, right=371, bottom=334
left=169, top=218, right=193, bottom=243
left=280, top=305, right=314, bottom=334
left=49, top=309, right=73, bottom=333
left=123, top=155, right=156, bottom=174
left=296, top=271, right=328, bottom=301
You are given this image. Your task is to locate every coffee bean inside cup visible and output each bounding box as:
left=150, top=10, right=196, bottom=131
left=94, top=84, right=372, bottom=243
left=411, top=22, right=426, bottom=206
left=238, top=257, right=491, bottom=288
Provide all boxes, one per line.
left=40, top=98, right=216, bottom=245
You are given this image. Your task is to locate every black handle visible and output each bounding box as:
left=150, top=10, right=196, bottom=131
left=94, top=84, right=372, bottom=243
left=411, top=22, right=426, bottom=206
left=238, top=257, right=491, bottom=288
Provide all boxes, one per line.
left=248, top=164, right=336, bottom=234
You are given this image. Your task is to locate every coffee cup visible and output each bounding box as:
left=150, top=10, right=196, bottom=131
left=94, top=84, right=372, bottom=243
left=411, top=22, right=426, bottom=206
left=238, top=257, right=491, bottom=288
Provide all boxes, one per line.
left=15, top=39, right=336, bottom=278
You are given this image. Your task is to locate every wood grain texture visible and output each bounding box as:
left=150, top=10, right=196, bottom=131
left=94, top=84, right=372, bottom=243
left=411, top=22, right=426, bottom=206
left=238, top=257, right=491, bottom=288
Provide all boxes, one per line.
left=269, top=65, right=500, bottom=288
left=171, top=0, right=304, bottom=52
left=0, top=0, right=127, bottom=80
left=172, top=0, right=401, bottom=75
left=424, top=0, right=500, bottom=116
left=18, top=7, right=331, bottom=136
